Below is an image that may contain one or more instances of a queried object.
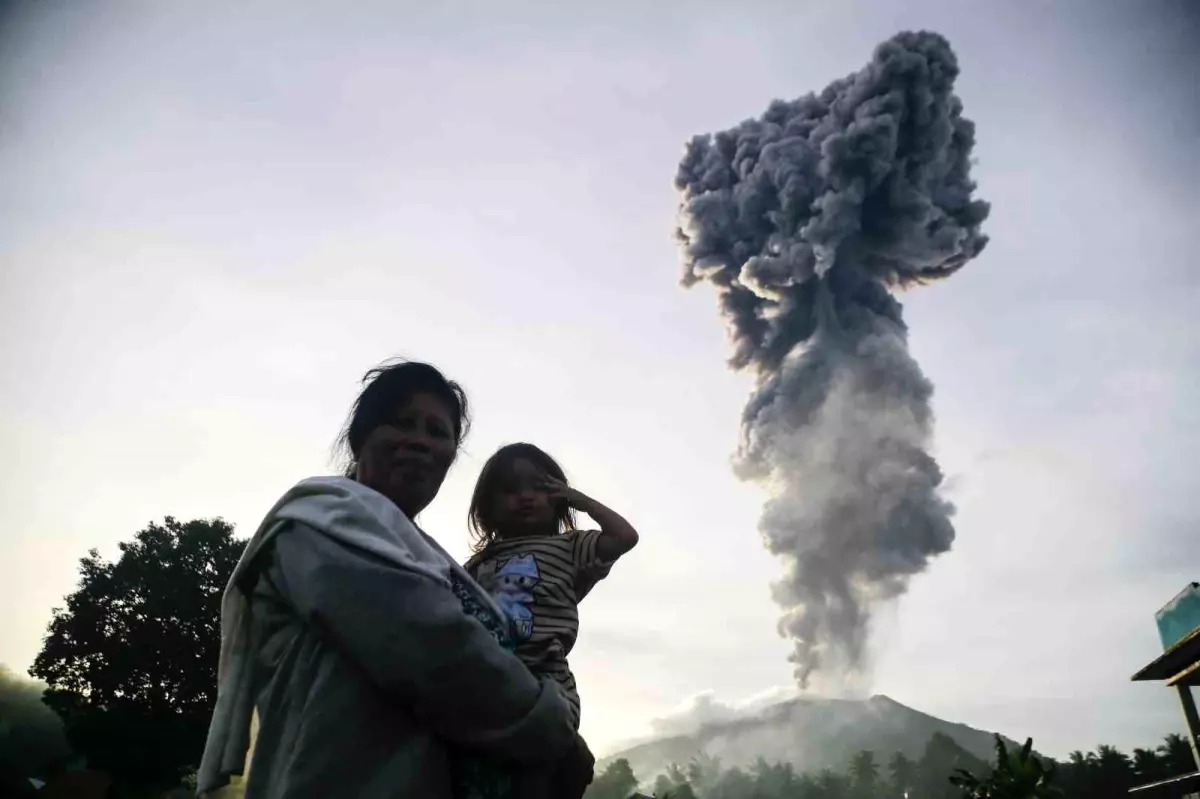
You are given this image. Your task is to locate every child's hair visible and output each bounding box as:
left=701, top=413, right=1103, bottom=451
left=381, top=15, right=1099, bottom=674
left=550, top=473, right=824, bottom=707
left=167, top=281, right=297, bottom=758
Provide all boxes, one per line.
left=468, top=442, right=577, bottom=553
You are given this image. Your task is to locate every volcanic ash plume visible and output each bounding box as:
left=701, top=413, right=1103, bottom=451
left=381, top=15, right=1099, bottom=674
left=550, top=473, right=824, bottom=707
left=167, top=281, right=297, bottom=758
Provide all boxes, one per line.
left=675, top=31, right=990, bottom=688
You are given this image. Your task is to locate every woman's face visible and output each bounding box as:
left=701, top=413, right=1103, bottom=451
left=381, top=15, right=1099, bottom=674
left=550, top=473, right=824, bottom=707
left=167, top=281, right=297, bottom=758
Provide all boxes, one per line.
left=355, top=391, right=457, bottom=519
left=491, top=458, right=558, bottom=538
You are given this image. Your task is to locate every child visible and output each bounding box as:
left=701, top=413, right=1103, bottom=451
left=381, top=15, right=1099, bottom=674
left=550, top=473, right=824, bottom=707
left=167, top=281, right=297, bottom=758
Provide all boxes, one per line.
left=465, top=443, right=639, bottom=794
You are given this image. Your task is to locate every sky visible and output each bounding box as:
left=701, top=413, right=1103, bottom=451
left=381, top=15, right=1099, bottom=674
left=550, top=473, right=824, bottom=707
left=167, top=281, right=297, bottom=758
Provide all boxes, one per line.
left=1, top=0, right=1198, bottom=761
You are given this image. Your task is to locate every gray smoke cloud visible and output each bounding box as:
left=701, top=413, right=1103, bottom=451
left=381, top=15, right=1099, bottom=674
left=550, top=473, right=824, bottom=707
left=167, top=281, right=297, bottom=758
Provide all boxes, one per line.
left=675, top=31, right=989, bottom=688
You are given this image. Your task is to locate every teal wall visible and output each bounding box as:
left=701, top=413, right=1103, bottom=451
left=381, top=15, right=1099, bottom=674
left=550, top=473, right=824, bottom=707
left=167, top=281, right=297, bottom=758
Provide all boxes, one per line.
left=1156, top=582, right=1200, bottom=651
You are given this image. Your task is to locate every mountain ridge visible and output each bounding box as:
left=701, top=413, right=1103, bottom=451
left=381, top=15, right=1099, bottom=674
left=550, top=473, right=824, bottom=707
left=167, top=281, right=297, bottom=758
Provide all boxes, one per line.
left=600, top=694, right=1013, bottom=782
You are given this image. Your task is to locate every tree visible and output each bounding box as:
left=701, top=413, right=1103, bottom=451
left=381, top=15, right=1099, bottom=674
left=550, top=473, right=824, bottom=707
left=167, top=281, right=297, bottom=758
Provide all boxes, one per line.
left=685, top=751, right=724, bottom=793
left=814, top=767, right=852, bottom=799
left=849, top=750, right=880, bottom=798
left=654, top=764, right=698, bottom=799
left=1159, top=733, right=1197, bottom=777
left=662, top=763, right=689, bottom=788
left=918, top=732, right=988, bottom=798
left=1130, top=747, right=1164, bottom=785
left=1090, top=744, right=1134, bottom=798
left=889, top=751, right=917, bottom=797
left=950, top=736, right=1063, bottom=799
left=30, top=517, right=242, bottom=797
left=708, top=765, right=754, bottom=799
left=1056, top=751, right=1090, bottom=796
left=586, top=758, right=640, bottom=799
left=658, top=785, right=697, bottom=799
left=751, top=756, right=801, bottom=797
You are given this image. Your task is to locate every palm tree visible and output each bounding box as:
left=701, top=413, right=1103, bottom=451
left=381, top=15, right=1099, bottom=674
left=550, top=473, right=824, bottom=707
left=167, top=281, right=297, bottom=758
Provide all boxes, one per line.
left=815, top=768, right=852, bottom=799
left=1131, top=747, right=1165, bottom=784
left=685, top=752, right=723, bottom=793
left=1056, top=751, right=1091, bottom=796
left=663, top=764, right=688, bottom=786
left=888, top=751, right=917, bottom=797
left=950, top=736, right=1063, bottom=798
left=709, top=766, right=757, bottom=799
left=1092, top=744, right=1134, bottom=796
left=1159, top=733, right=1198, bottom=777
left=751, top=756, right=799, bottom=796
left=849, top=750, right=880, bottom=798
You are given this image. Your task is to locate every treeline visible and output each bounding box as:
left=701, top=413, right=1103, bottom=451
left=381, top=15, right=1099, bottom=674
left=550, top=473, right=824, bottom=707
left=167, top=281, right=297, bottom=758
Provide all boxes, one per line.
left=8, top=515, right=1197, bottom=799
left=585, top=731, right=1198, bottom=799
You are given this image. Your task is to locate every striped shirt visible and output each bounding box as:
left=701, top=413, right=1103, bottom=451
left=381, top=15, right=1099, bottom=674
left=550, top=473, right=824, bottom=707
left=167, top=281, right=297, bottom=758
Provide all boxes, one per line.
left=464, top=529, right=614, bottom=728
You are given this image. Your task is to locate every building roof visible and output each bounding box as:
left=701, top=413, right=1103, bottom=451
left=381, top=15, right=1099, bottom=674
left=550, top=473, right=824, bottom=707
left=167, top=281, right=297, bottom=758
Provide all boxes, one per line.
left=1128, top=769, right=1200, bottom=797
left=1132, top=625, right=1200, bottom=685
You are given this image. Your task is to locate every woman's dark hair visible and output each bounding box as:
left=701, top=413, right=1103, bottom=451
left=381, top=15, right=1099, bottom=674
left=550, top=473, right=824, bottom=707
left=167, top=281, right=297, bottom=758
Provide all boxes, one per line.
left=468, top=442, right=576, bottom=553
left=338, top=359, right=470, bottom=475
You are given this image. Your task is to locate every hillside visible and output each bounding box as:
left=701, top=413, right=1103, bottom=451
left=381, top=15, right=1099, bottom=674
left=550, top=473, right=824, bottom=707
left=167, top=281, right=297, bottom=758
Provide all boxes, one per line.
left=601, top=695, right=1010, bottom=781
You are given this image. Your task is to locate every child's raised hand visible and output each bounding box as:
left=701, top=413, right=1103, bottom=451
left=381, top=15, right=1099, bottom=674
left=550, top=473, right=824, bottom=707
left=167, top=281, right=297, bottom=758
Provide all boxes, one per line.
left=539, top=471, right=640, bottom=557
left=536, top=474, right=591, bottom=511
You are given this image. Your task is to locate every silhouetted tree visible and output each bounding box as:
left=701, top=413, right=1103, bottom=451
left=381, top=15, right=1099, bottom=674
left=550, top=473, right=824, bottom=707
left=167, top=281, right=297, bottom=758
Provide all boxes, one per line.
left=1090, top=744, right=1134, bottom=798
left=849, top=750, right=880, bottom=798
left=917, top=732, right=988, bottom=798
left=641, top=731, right=1192, bottom=799
left=888, top=751, right=917, bottom=797
left=685, top=751, right=724, bottom=794
left=751, top=757, right=801, bottom=796
left=658, top=784, right=697, bottom=799
left=950, top=736, right=1062, bottom=798
left=815, top=767, right=852, bottom=799
left=586, top=758, right=639, bottom=799
left=708, top=765, right=754, bottom=799
left=654, top=763, right=700, bottom=799
left=30, top=517, right=242, bottom=797
left=1158, top=732, right=1197, bottom=777
left=1131, top=746, right=1165, bottom=785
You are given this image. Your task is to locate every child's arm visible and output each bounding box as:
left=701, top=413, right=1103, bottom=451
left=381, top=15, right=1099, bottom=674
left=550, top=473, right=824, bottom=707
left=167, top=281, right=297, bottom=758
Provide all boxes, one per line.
left=570, top=492, right=639, bottom=562
left=539, top=476, right=639, bottom=562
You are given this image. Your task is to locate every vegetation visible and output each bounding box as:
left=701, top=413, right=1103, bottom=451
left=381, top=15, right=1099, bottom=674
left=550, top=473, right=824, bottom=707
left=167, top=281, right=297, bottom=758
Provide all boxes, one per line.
left=28, top=517, right=242, bottom=797
left=586, top=731, right=1199, bottom=799
left=8, top=514, right=1196, bottom=799
left=950, top=737, right=1061, bottom=798
left=0, top=666, right=71, bottom=794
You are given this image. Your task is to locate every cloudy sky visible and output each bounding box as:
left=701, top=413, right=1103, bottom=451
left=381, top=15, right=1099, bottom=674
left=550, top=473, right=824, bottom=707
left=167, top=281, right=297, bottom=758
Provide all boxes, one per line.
left=1, top=0, right=1197, bottom=760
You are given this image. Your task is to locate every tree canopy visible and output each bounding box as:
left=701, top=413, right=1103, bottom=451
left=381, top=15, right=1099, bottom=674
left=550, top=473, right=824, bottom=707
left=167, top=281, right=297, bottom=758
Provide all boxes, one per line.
left=30, top=517, right=242, bottom=796
left=588, top=758, right=641, bottom=799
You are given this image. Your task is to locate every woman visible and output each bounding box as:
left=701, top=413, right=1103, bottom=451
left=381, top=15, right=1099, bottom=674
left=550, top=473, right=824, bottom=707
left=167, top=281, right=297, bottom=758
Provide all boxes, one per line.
left=197, top=360, right=593, bottom=798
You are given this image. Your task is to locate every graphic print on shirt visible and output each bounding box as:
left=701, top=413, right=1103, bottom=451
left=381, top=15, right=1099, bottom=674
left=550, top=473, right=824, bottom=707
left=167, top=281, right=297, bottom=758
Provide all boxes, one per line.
left=493, top=554, right=541, bottom=641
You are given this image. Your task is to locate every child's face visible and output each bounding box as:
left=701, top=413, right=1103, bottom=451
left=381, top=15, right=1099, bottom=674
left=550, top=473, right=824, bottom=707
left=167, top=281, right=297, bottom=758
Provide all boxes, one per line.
left=491, top=458, right=558, bottom=537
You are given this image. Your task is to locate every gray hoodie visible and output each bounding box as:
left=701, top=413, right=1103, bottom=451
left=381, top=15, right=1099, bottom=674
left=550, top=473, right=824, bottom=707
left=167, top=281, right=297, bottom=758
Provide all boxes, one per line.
left=198, top=477, right=574, bottom=798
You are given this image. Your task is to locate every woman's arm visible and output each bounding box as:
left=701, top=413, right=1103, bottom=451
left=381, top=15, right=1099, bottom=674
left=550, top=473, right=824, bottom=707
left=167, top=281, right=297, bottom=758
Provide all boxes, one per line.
left=271, top=522, right=573, bottom=764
